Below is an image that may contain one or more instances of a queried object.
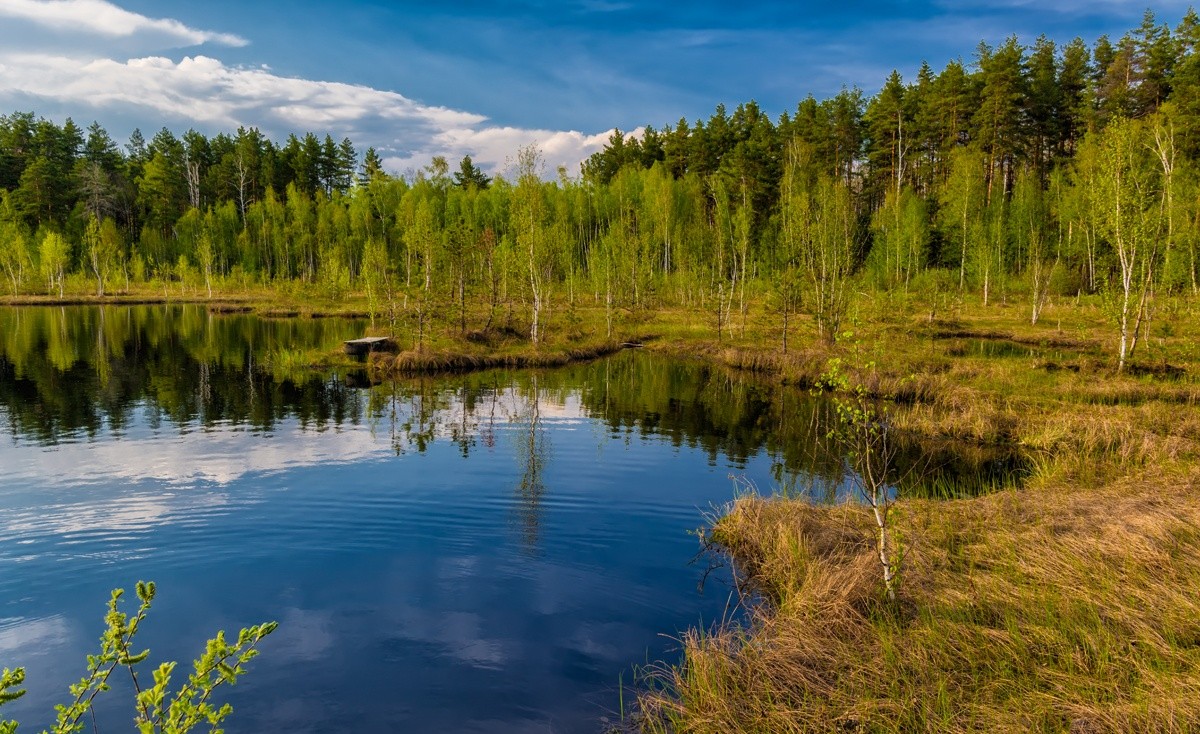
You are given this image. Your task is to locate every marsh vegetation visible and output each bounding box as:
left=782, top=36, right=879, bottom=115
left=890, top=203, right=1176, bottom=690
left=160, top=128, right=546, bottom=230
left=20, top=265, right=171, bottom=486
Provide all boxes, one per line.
left=4, top=8, right=1200, bottom=733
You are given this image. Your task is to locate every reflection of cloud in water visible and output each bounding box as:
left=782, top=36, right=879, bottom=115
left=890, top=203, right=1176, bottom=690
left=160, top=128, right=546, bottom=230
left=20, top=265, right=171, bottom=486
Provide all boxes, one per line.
left=436, top=555, right=478, bottom=581
left=534, top=395, right=586, bottom=422
left=1, top=389, right=590, bottom=489
left=274, top=608, right=335, bottom=663
left=385, top=603, right=511, bottom=671
left=563, top=621, right=627, bottom=660
left=1, top=425, right=392, bottom=487
left=3, top=491, right=228, bottom=539
left=439, top=612, right=508, bottom=668
left=377, top=555, right=515, bottom=671
left=0, top=615, right=69, bottom=656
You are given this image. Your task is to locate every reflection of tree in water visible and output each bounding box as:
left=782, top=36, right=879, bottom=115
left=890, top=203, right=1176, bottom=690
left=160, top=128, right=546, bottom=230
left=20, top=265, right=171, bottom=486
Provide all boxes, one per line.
left=449, top=385, right=479, bottom=458
left=95, top=306, right=111, bottom=389
left=513, top=375, right=549, bottom=552
left=480, top=379, right=499, bottom=451
left=373, top=378, right=490, bottom=457
left=365, top=373, right=551, bottom=548
left=0, top=305, right=366, bottom=442
left=770, top=387, right=846, bottom=502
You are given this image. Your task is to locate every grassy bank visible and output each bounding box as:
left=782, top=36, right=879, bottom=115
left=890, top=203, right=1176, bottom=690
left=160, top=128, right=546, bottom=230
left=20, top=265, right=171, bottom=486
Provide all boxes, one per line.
left=613, top=297, right=1200, bottom=732
left=635, top=476, right=1200, bottom=732
left=375, top=338, right=630, bottom=373
left=0, top=281, right=371, bottom=318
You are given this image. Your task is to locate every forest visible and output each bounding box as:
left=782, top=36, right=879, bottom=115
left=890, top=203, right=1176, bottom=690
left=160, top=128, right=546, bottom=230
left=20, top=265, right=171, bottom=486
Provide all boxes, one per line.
left=2, top=10, right=1199, bottom=366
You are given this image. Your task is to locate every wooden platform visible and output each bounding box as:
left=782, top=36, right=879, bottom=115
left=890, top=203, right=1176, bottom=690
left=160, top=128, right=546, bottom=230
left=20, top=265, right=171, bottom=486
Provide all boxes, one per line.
left=344, top=336, right=397, bottom=356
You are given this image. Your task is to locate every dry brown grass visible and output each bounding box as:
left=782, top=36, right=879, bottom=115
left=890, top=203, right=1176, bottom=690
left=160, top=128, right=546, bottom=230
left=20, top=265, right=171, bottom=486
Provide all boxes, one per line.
left=639, top=475, right=1200, bottom=733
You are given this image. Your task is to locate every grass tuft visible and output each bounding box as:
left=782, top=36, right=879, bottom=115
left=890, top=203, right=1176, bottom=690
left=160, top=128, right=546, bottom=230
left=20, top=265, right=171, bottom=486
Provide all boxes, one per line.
left=639, top=480, right=1200, bottom=733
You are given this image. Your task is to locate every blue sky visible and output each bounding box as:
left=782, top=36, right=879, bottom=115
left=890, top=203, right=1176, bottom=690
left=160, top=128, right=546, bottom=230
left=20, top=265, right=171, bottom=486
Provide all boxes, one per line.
left=0, top=0, right=1194, bottom=175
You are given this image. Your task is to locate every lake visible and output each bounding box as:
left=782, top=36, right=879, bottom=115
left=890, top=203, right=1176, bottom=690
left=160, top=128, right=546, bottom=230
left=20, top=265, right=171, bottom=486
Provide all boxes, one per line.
left=0, top=305, right=1015, bottom=732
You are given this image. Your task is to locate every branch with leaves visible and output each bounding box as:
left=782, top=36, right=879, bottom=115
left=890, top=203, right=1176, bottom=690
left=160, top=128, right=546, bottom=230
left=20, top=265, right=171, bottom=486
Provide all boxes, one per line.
left=0, top=582, right=276, bottom=734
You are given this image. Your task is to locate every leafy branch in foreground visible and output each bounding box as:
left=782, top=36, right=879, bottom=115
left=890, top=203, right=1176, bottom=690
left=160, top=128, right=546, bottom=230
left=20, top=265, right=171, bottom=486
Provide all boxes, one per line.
left=1, top=668, right=25, bottom=734
left=0, top=582, right=276, bottom=734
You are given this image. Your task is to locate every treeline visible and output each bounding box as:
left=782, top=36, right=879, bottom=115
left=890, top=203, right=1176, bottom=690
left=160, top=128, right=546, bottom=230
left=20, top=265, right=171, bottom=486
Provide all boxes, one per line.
left=1, top=10, right=1198, bottom=361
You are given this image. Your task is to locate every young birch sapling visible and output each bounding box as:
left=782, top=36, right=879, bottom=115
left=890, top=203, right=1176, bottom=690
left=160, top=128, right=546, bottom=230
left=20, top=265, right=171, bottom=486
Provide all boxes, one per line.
left=817, top=359, right=902, bottom=601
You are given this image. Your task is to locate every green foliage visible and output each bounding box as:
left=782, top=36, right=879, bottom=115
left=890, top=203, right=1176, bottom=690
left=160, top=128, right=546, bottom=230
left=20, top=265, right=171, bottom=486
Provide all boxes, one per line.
left=868, top=186, right=929, bottom=290
left=0, top=216, right=31, bottom=295
left=782, top=143, right=856, bottom=343
left=37, top=231, right=69, bottom=297
left=361, top=237, right=390, bottom=327
left=0, top=582, right=276, bottom=734
left=0, top=668, right=26, bottom=734
left=83, top=214, right=121, bottom=296
left=513, top=145, right=549, bottom=345
left=452, top=155, right=491, bottom=190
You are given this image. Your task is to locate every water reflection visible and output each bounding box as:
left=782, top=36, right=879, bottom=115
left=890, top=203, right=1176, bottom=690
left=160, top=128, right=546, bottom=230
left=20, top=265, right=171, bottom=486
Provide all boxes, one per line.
left=0, top=305, right=366, bottom=440
left=514, top=376, right=549, bottom=551
left=0, top=305, right=1023, bottom=499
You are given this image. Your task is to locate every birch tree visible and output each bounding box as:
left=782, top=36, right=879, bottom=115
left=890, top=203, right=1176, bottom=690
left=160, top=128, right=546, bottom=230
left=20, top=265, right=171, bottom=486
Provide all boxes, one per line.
left=361, top=236, right=390, bottom=329
left=1090, top=117, right=1162, bottom=371
left=512, top=145, right=547, bottom=346
left=0, top=218, right=30, bottom=295
left=938, top=147, right=986, bottom=291
left=39, top=230, right=69, bottom=297
left=1010, top=169, right=1055, bottom=324
left=869, top=186, right=928, bottom=290
left=84, top=214, right=121, bottom=296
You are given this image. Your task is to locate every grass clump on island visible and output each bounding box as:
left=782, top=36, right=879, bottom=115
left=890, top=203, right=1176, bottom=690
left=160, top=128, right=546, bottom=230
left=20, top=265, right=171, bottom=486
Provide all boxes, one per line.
left=370, top=316, right=638, bottom=374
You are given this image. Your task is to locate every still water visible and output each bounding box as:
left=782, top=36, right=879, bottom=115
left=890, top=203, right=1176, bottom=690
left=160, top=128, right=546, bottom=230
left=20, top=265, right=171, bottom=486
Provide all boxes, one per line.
left=0, top=306, right=1014, bottom=732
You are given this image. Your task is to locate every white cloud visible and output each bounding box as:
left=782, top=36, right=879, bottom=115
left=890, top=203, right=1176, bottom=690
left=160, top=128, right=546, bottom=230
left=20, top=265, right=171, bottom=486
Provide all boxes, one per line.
left=0, top=1, right=620, bottom=175
left=0, top=52, right=483, bottom=132
left=0, top=48, right=612, bottom=176
left=0, top=0, right=246, bottom=47
left=385, top=125, right=618, bottom=179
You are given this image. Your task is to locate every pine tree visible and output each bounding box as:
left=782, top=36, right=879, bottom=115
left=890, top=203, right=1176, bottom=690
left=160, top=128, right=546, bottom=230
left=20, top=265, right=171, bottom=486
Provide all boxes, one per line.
left=453, top=155, right=491, bottom=190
